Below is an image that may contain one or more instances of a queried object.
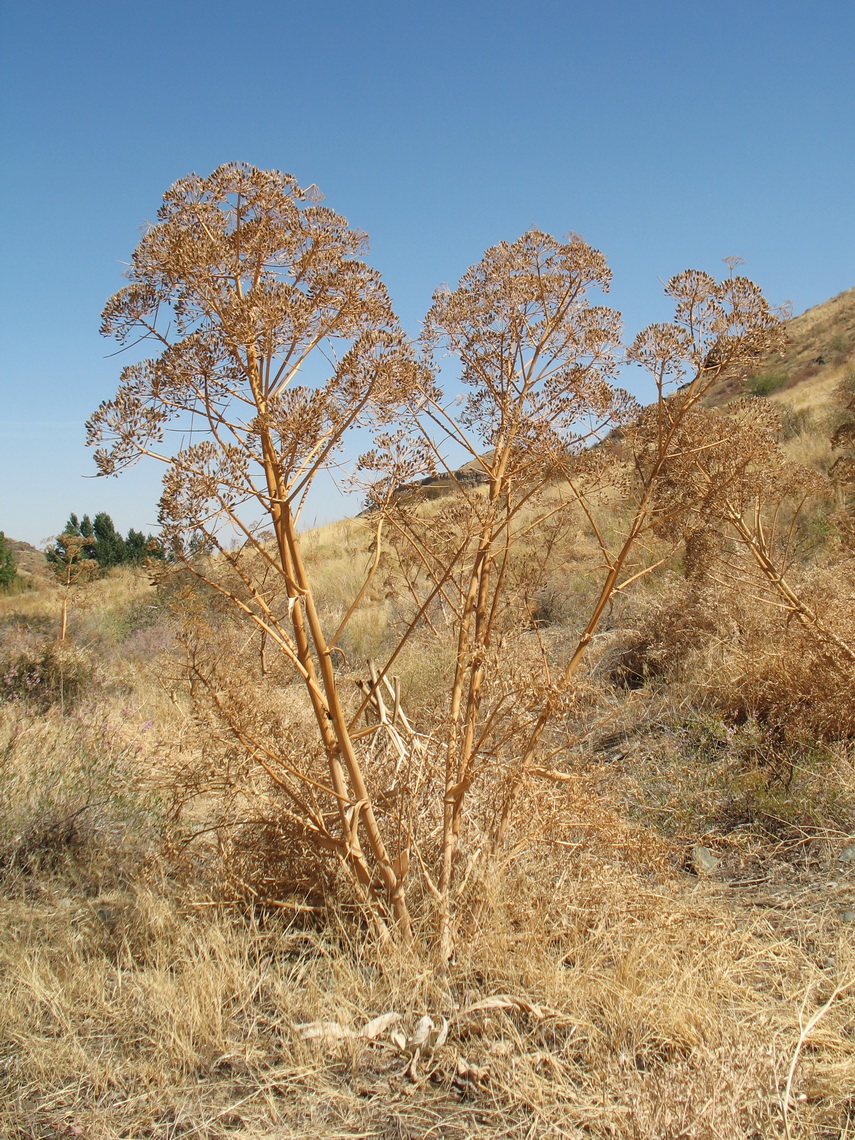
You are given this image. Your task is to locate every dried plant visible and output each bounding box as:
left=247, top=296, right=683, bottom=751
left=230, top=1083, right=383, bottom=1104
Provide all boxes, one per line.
left=830, top=371, right=855, bottom=546
left=90, top=168, right=788, bottom=954
left=47, top=532, right=98, bottom=642
left=648, top=392, right=855, bottom=664
left=361, top=249, right=786, bottom=953
left=88, top=164, right=424, bottom=940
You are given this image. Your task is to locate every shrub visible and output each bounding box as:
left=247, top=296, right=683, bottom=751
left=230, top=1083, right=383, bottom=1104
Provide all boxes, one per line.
left=1, top=631, right=98, bottom=712
left=0, top=532, right=17, bottom=591
left=0, top=703, right=162, bottom=880
left=746, top=366, right=790, bottom=396
left=88, top=164, right=785, bottom=955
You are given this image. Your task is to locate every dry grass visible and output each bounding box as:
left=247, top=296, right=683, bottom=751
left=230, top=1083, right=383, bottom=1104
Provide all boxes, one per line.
left=2, top=816, right=852, bottom=1139
left=0, top=564, right=156, bottom=627
left=2, top=668, right=853, bottom=1138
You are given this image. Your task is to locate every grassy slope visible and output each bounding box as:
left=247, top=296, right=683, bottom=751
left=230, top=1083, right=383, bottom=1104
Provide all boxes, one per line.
left=704, top=285, right=855, bottom=409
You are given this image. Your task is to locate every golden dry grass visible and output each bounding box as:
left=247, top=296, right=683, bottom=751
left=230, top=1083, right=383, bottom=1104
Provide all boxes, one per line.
left=2, top=808, right=852, bottom=1139
left=2, top=658, right=853, bottom=1139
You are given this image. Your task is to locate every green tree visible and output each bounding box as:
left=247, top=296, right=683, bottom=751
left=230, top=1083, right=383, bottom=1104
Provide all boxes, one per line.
left=92, top=511, right=127, bottom=568
left=124, top=527, right=165, bottom=564
left=61, top=512, right=98, bottom=561
left=124, top=528, right=148, bottom=564
left=78, top=514, right=96, bottom=560
left=0, top=532, right=17, bottom=590
left=51, top=511, right=163, bottom=569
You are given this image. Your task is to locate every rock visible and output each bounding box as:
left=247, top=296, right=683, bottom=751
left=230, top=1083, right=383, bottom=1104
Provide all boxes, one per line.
left=841, top=910, right=855, bottom=924
left=691, top=845, right=721, bottom=875
left=837, top=842, right=855, bottom=864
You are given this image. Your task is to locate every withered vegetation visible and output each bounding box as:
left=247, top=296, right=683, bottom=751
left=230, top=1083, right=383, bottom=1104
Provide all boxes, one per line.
left=1, top=167, right=853, bottom=1137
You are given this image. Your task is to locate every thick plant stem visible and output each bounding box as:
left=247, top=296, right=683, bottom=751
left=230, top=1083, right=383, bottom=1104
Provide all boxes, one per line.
left=60, top=594, right=69, bottom=643
left=437, top=540, right=484, bottom=958
left=437, top=452, right=512, bottom=957
left=259, top=428, right=411, bottom=939
left=281, top=505, right=413, bottom=939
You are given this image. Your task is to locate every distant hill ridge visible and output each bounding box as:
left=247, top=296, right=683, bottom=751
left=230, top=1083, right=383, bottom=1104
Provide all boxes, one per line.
left=3, top=538, right=50, bottom=583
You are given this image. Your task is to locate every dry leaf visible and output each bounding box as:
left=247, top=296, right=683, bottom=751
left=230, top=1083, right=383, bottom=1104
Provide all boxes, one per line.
left=296, top=1020, right=354, bottom=1042
left=528, top=1049, right=564, bottom=1075
left=460, top=993, right=546, bottom=1019
left=407, top=1014, right=435, bottom=1050
left=361, top=1011, right=401, bottom=1040
left=456, top=1055, right=491, bottom=1086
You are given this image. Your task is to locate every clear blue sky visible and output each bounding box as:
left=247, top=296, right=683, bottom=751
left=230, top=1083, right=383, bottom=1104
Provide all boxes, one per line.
left=1, top=0, right=853, bottom=546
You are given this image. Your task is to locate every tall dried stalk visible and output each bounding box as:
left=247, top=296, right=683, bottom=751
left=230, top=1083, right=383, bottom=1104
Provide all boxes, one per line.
left=88, top=164, right=423, bottom=940
left=636, top=384, right=855, bottom=666
left=47, top=533, right=97, bottom=643
left=487, top=275, right=786, bottom=859
left=365, top=250, right=784, bottom=954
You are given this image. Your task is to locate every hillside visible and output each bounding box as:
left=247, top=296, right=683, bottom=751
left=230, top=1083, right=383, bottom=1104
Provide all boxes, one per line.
left=704, top=285, right=855, bottom=409
left=4, top=537, right=50, bottom=584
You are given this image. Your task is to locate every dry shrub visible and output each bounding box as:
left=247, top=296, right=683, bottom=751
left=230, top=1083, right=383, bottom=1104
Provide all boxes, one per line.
left=593, top=574, right=719, bottom=690
left=602, top=555, right=855, bottom=747
left=0, top=630, right=97, bottom=712
left=599, top=710, right=855, bottom=851
left=0, top=700, right=163, bottom=883
left=571, top=564, right=855, bottom=843
left=163, top=576, right=639, bottom=936
left=687, top=563, right=855, bottom=746
left=163, top=605, right=528, bottom=917
left=87, top=166, right=789, bottom=948
left=157, top=602, right=352, bottom=908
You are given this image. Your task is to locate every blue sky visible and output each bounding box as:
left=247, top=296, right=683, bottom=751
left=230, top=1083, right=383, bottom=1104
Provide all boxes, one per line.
left=1, top=0, right=853, bottom=546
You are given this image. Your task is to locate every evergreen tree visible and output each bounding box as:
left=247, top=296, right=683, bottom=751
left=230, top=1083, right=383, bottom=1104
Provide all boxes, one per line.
left=124, top=527, right=148, bottom=565
left=79, top=515, right=96, bottom=560
left=0, top=532, right=17, bottom=590
left=126, top=527, right=164, bottom=563
left=50, top=512, right=163, bottom=570
left=92, top=512, right=126, bottom=568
